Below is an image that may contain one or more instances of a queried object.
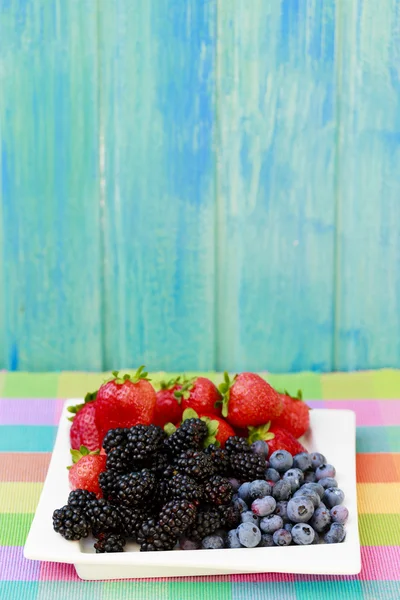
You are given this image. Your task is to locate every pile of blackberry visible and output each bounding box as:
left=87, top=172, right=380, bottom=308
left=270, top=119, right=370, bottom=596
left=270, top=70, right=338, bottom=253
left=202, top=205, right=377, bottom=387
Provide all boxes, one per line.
left=53, top=420, right=274, bottom=552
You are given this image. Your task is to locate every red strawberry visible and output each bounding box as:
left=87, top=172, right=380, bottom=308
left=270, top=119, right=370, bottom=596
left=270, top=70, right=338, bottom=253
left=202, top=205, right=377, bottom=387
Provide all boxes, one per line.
left=68, top=446, right=106, bottom=498
left=179, top=408, right=235, bottom=448
left=248, top=422, right=307, bottom=456
left=272, top=390, right=310, bottom=438
left=178, top=376, right=222, bottom=416
left=153, top=377, right=183, bottom=427
left=95, top=367, right=156, bottom=442
left=220, top=372, right=283, bottom=428
left=69, top=391, right=100, bottom=451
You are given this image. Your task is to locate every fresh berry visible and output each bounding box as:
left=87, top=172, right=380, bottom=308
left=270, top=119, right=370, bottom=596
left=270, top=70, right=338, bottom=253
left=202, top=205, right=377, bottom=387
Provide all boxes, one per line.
left=322, top=487, right=344, bottom=508
left=237, top=522, right=262, bottom=547
left=312, top=531, right=320, bottom=544
left=273, top=528, right=292, bottom=546
left=187, top=508, right=224, bottom=541
left=251, top=440, right=269, bottom=458
left=174, top=450, right=215, bottom=481
left=204, top=475, right=234, bottom=506
left=229, top=452, right=265, bottom=481
left=227, top=529, right=242, bottom=548
left=106, top=445, right=133, bottom=473
left=204, top=444, right=231, bottom=476
left=324, top=522, right=346, bottom=544
left=316, top=464, right=336, bottom=480
left=225, top=436, right=251, bottom=454
left=309, top=505, right=331, bottom=533
left=240, top=511, right=260, bottom=526
left=330, top=505, right=349, bottom=525
left=319, top=477, right=338, bottom=489
left=153, top=377, right=183, bottom=428
left=68, top=447, right=106, bottom=498
left=310, top=452, right=326, bottom=469
left=299, top=482, right=324, bottom=499
left=202, top=534, right=225, bottom=549
left=229, top=478, right=240, bottom=492
left=113, top=469, right=157, bottom=507
left=179, top=538, right=201, bottom=550
left=287, top=496, right=315, bottom=523
left=249, top=480, right=272, bottom=501
left=126, top=424, right=166, bottom=461
left=67, top=489, right=97, bottom=512
left=274, top=501, right=289, bottom=522
left=238, top=482, right=251, bottom=504
left=283, top=469, right=302, bottom=493
left=148, top=453, right=169, bottom=476
left=98, top=470, right=118, bottom=502
left=102, top=428, right=129, bottom=453
left=199, top=413, right=236, bottom=449
left=260, top=514, right=283, bottom=534
left=69, top=392, right=100, bottom=452
left=165, top=419, right=208, bottom=456
left=251, top=496, right=276, bottom=517
left=178, top=377, right=222, bottom=417
left=284, top=523, right=293, bottom=533
left=168, top=473, right=204, bottom=504
left=220, top=372, right=283, bottom=428
left=95, top=368, right=156, bottom=442
left=293, top=452, right=312, bottom=472
left=116, top=505, right=151, bottom=539
left=265, top=468, right=280, bottom=483
left=259, top=533, right=274, bottom=547
left=94, top=532, right=126, bottom=553
left=272, top=480, right=292, bottom=501
left=232, top=496, right=248, bottom=515
left=248, top=423, right=306, bottom=456
left=52, top=505, right=90, bottom=540
left=158, top=499, right=197, bottom=536
left=85, top=498, right=120, bottom=533
left=219, top=503, right=242, bottom=529
left=273, top=390, right=310, bottom=438
left=137, top=518, right=177, bottom=551
left=303, top=471, right=318, bottom=483
left=291, top=523, right=315, bottom=545
left=293, top=487, right=320, bottom=508
left=269, top=450, right=293, bottom=473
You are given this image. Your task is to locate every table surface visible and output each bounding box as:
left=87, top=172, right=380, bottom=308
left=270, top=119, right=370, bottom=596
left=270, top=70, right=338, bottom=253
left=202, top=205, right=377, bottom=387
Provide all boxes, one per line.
left=0, top=370, right=399, bottom=600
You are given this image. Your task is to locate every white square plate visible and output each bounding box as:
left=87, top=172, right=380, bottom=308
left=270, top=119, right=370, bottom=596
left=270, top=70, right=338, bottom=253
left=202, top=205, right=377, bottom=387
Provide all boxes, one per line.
left=24, top=401, right=361, bottom=580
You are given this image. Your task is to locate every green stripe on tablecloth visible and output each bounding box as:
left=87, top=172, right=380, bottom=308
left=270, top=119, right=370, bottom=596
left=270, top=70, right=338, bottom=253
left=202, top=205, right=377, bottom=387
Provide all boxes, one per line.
left=0, top=372, right=5, bottom=396
left=265, top=373, right=322, bottom=399
left=359, top=513, right=400, bottom=545
left=0, top=513, right=34, bottom=546
left=0, top=426, right=56, bottom=452
left=3, top=373, right=58, bottom=398
left=373, top=369, right=400, bottom=398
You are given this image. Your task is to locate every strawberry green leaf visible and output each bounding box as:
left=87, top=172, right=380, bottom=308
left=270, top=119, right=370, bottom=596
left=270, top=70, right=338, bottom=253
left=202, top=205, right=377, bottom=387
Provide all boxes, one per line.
left=70, top=449, right=82, bottom=464
left=67, top=389, right=98, bottom=420
left=160, top=376, right=181, bottom=390
left=218, top=372, right=236, bottom=418
left=164, top=422, right=177, bottom=436
left=174, top=378, right=195, bottom=401
left=70, top=445, right=99, bottom=464
left=200, top=416, right=220, bottom=448
left=247, top=422, right=275, bottom=444
left=182, top=408, right=199, bottom=421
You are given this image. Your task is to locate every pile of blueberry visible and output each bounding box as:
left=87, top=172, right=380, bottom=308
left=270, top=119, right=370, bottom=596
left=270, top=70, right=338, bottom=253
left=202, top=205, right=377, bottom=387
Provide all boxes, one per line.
left=202, top=448, right=348, bottom=549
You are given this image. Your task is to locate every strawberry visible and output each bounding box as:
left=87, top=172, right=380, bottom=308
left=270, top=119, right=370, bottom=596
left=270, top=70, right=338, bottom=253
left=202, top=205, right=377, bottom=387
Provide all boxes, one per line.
left=248, top=422, right=307, bottom=456
left=95, top=367, right=156, bottom=442
left=69, top=391, right=100, bottom=452
left=68, top=446, right=106, bottom=498
left=179, top=408, right=236, bottom=448
left=219, top=372, right=283, bottom=428
left=153, top=377, right=183, bottom=427
left=178, top=376, right=222, bottom=416
left=272, top=389, right=310, bottom=438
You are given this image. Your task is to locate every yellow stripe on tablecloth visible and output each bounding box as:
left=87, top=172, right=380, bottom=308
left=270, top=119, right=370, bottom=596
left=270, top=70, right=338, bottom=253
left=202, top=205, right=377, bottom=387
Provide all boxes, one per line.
left=357, top=483, right=400, bottom=514
left=0, top=482, right=43, bottom=513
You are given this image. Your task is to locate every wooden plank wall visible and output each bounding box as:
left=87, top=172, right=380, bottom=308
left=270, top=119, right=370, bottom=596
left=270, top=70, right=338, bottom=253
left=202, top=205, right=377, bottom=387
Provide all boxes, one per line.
left=0, top=0, right=399, bottom=372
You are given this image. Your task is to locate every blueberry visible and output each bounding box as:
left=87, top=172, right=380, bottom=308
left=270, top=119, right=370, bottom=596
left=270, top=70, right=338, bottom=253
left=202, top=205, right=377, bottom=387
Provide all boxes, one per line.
left=303, top=471, right=317, bottom=483
left=318, top=477, right=338, bottom=489
left=330, top=505, right=349, bottom=525
left=269, top=450, right=293, bottom=473
left=274, top=501, right=289, bottom=522
left=229, top=478, right=241, bottom=492
left=237, top=522, right=262, bottom=548
left=322, top=487, right=344, bottom=509
left=284, top=523, right=293, bottom=533
left=324, top=523, right=346, bottom=544
left=273, top=528, right=292, bottom=546
left=287, top=496, right=315, bottom=523
left=300, top=482, right=325, bottom=499
left=249, top=480, right=272, bottom=501
left=241, top=510, right=260, bottom=526
left=251, top=440, right=269, bottom=458
left=265, top=468, right=281, bottom=483
left=312, top=531, right=320, bottom=544
left=202, top=535, right=225, bottom=549
left=315, top=464, right=336, bottom=480
left=272, top=479, right=292, bottom=501
left=293, top=488, right=320, bottom=508
left=291, top=523, right=315, bottom=545
left=226, top=529, right=242, bottom=548
left=310, top=453, right=326, bottom=470
left=283, top=469, right=302, bottom=492
left=180, top=538, right=201, bottom=550
left=251, top=496, right=276, bottom=517
left=309, top=505, right=331, bottom=533
left=238, top=482, right=251, bottom=504
left=233, top=497, right=248, bottom=514
left=293, top=452, right=312, bottom=471
left=260, top=514, right=283, bottom=534
left=258, top=533, right=274, bottom=547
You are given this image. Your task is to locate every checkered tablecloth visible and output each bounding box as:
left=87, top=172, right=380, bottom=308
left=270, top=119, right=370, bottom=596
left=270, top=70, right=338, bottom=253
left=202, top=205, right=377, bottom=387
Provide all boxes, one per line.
left=0, top=370, right=399, bottom=599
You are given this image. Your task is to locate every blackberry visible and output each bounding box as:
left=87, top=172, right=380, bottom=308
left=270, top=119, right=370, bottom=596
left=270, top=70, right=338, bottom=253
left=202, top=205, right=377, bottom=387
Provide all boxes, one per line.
left=85, top=499, right=120, bottom=534
left=116, top=505, right=152, bottom=539
left=94, top=532, right=126, bottom=553
left=148, top=453, right=169, bottom=476
left=219, top=503, right=241, bottom=529
left=106, top=446, right=133, bottom=473
left=187, top=508, right=224, bottom=541
left=204, top=444, right=231, bottom=475
left=103, top=428, right=129, bottom=453
left=154, top=478, right=171, bottom=507
left=230, top=452, right=265, bottom=481
left=204, top=475, right=234, bottom=506
left=137, top=518, right=177, bottom=551
left=52, top=505, right=90, bottom=540
left=114, top=469, right=156, bottom=507
left=225, top=436, right=251, bottom=454
left=158, top=499, right=197, bottom=536
left=165, top=418, right=208, bottom=456
left=99, top=470, right=118, bottom=502
left=168, top=473, right=204, bottom=504
left=67, top=489, right=96, bottom=512
left=126, top=425, right=167, bottom=461
left=174, top=450, right=215, bottom=481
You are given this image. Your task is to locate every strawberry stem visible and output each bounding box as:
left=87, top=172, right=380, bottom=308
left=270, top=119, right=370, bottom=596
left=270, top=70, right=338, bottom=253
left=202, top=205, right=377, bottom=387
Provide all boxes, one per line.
left=106, top=366, right=151, bottom=385
left=247, top=422, right=275, bottom=444
left=218, top=371, right=236, bottom=418
left=67, top=390, right=98, bottom=418
left=160, top=376, right=181, bottom=390
left=173, top=378, right=195, bottom=401
left=70, top=445, right=100, bottom=464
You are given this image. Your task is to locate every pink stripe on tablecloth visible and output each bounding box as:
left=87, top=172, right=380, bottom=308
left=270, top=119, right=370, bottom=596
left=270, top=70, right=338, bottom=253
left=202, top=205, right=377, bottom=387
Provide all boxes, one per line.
left=379, top=400, right=400, bottom=426
left=39, top=560, right=80, bottom=582
left=0, top=546, right=40, bottom=581
left=0, top=398, right=63, bottom=425
left=323, top=400, right=383, bottom=427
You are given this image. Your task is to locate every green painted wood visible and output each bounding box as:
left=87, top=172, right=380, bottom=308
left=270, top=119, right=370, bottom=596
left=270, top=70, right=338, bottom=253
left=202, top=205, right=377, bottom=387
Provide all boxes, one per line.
left=215, top=0, right=337, bottom=372
left=334, top=0, right=400, bottom=370
left=0, top=0, right=102, bottom=370
left=98, top=0, right=216, bottom=371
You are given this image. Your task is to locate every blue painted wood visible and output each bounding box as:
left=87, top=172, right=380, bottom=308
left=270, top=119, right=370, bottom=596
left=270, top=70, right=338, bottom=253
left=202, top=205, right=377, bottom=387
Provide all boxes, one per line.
left=98, top=0, right=216, bottom=371
left=215, top=0, right=337, bottom=372
left=0, top=0, right=102, bottom=370
left=334, top=0, right=400, bottom=370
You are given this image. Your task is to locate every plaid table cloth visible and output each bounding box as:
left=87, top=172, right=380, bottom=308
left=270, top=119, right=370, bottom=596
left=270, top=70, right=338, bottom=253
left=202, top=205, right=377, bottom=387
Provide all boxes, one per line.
left=0, top=370, right=399, bottom=600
